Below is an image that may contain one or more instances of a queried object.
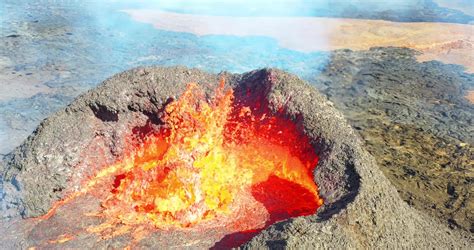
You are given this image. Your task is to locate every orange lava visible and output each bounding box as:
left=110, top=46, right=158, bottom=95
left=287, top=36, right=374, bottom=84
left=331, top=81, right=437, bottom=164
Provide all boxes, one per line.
left=48, top=234, right=74, bottom=244
left=38, top=80, right=323, bottom=246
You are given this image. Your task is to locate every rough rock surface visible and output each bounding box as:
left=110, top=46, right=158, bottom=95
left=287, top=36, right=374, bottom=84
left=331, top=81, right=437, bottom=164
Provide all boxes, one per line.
left=0, top=67, right=472, bottom=248
left=310, top=47, right=473, bottom=233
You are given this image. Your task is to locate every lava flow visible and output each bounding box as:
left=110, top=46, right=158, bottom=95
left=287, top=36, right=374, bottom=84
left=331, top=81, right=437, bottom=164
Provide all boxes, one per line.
left=37, top=80, right=323, bottom=247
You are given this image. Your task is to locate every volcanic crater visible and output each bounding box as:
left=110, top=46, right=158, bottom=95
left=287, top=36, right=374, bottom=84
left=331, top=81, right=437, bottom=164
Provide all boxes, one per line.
left=0, top=67, right=470, bottom=248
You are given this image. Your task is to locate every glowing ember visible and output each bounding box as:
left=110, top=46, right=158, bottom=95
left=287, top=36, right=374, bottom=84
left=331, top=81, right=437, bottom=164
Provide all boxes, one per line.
left=37, top=80, right=323, bottom=246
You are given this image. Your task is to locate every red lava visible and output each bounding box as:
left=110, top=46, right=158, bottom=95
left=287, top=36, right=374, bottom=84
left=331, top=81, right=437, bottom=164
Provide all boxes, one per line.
left=36, top=80, right=323, bottom=248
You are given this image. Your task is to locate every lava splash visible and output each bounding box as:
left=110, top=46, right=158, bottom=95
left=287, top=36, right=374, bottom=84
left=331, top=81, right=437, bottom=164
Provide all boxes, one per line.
left=37, top=80, right=323, bottom=247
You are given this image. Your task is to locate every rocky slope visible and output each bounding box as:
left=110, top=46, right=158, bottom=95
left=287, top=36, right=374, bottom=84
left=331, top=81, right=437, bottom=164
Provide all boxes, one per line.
left=0, top=67, right=471, bottom=248
left=310, top=47, right=473, bottom=233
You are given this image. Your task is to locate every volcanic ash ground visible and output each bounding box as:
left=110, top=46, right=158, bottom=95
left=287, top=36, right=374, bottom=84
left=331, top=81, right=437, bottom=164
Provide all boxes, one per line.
left=0, top=67, right=472, bottom=248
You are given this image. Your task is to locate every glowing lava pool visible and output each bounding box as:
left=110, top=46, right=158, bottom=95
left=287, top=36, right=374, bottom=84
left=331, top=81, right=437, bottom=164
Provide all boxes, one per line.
left=36, top=80, right=323, bottom=248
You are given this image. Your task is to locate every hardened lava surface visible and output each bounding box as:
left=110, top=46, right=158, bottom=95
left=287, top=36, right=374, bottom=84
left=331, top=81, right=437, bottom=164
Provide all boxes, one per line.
left=0, top=67, right=472, bottom=248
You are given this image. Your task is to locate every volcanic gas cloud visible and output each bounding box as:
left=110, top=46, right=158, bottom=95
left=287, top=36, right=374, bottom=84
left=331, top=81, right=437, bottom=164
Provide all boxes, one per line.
left=38, top=80, right=323, bottom=247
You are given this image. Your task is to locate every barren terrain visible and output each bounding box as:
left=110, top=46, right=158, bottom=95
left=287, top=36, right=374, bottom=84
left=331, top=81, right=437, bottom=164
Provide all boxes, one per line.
left=1, top=2, right=473, bottom=244
left=312, top=47, right=473, bottom=233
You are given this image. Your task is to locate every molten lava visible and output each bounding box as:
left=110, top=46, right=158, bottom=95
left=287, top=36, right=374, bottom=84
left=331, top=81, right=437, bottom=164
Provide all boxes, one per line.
left=38, top=80, right=323, bottom=246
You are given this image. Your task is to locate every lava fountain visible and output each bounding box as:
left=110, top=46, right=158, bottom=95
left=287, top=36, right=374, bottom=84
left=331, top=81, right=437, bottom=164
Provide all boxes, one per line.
left=36, top=79, right=323, bottom=248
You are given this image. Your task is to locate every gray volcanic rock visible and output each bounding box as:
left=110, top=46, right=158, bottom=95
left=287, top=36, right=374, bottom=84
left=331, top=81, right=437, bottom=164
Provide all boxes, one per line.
left=0, top=67, right=472, bottom=248
left=310, top=47, right=474, bottom=233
